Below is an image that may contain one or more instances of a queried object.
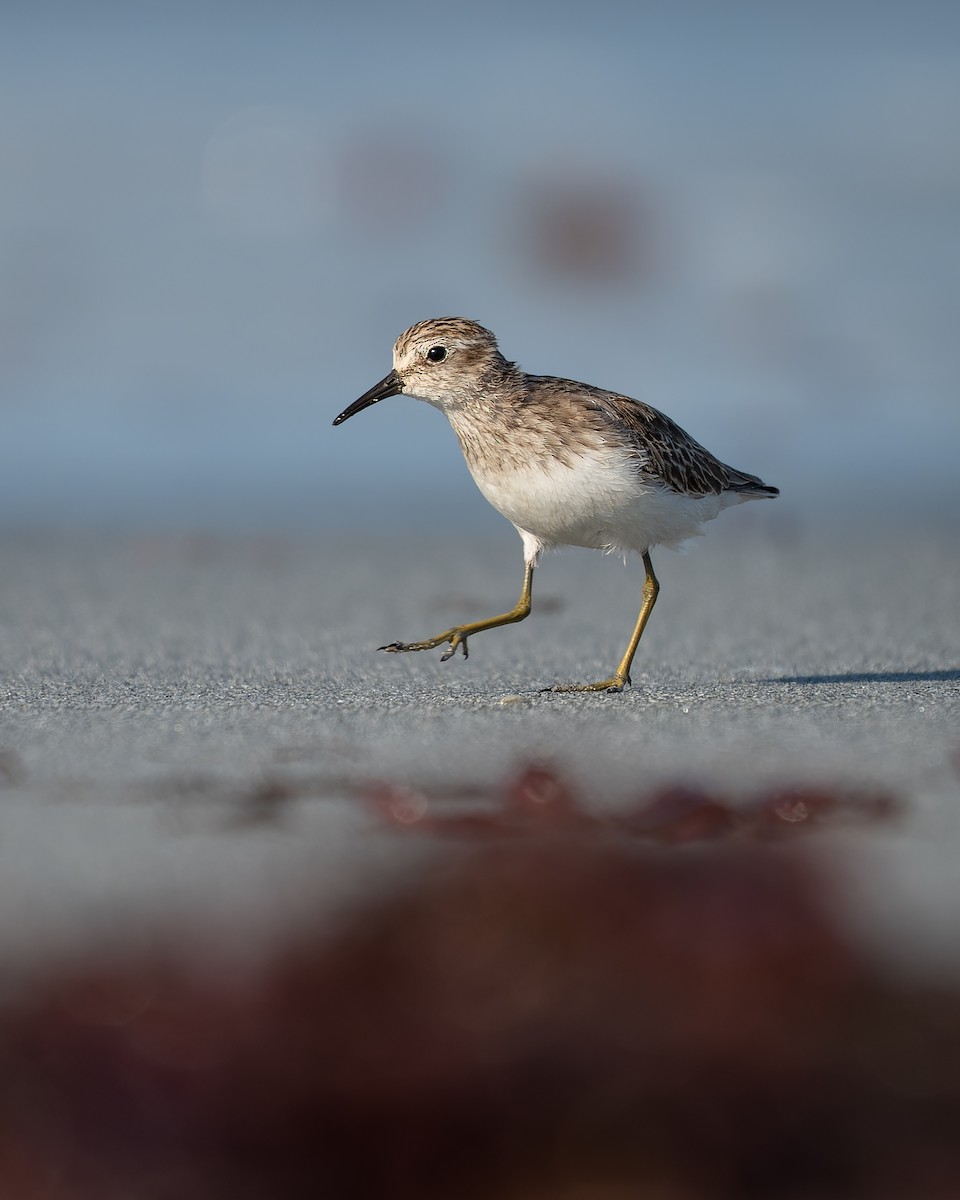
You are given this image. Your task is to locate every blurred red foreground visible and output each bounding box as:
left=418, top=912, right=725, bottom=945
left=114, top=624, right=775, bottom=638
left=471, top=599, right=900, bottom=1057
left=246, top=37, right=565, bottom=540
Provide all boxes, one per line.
left=1, top=766, right=958, bottom=1199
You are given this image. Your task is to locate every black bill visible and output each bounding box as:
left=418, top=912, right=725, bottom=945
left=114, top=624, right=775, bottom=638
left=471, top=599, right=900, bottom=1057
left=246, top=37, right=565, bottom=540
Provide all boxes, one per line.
left=332, top=369, right=403, bottom=426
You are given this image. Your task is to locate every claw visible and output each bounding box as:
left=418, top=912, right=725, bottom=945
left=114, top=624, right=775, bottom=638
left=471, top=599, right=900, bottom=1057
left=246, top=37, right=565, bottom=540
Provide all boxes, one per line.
left=378, top=642, right=404, bottom=653
left=440, top=633, right=469, bottom=663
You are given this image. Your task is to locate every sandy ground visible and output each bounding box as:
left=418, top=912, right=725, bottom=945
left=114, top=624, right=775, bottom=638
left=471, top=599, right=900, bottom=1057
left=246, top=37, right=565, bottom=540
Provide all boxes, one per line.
left=1, top=517, right=958, bottom=975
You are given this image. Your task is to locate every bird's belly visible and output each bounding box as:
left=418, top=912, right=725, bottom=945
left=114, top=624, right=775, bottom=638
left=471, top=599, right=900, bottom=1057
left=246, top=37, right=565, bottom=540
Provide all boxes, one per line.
left=469, top=452, right=731, bottom=554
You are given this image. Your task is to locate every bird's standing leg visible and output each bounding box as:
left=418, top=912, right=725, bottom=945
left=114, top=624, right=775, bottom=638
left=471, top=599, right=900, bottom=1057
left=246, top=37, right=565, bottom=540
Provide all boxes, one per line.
left=379, top=562, right=534, bottom=662
left=547, top=551, right=659, bottom=693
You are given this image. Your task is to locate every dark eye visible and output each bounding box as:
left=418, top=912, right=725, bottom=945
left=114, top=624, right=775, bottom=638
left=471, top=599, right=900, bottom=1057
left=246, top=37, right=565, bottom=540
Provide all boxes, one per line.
left=426, top=345, right=447, bottom=363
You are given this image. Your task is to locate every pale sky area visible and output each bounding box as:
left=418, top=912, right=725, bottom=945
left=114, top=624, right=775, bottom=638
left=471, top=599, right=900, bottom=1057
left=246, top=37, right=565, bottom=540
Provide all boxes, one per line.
left=1, top=0, right=958, bottom=528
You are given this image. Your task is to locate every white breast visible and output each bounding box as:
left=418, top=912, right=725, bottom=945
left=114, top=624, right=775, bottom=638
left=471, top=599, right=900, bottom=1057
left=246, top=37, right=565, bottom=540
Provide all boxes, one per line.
left=465, top=445, right=742, bottom=565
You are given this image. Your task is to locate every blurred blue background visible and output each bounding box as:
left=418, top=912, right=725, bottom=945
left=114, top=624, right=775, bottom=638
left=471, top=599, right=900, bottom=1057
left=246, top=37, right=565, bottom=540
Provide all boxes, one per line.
left=1, top=0, right=957, bottom=531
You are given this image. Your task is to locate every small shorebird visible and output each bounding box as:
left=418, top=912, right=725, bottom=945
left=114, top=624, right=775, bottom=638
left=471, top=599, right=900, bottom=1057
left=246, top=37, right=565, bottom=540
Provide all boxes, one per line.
left=333, top=318, right=778, bottom=692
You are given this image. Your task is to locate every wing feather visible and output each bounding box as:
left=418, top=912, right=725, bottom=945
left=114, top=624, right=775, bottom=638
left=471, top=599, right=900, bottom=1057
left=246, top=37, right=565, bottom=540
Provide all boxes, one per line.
left=527, top=376, right=777, bottom=498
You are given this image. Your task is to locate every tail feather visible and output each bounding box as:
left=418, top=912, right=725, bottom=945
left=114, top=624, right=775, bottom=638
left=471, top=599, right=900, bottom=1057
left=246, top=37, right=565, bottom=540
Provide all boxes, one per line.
left=725, top=467, right=779, bottom=497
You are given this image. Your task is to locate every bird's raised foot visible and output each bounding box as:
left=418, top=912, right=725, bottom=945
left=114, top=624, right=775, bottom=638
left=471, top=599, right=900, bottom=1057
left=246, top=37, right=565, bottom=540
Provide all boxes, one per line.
left=377, top=630, right=469, bottom=660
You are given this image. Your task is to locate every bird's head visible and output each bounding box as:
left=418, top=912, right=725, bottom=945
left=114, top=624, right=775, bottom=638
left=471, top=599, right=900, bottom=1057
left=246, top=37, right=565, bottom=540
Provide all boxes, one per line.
left=333, top=317, right=507, bottom=425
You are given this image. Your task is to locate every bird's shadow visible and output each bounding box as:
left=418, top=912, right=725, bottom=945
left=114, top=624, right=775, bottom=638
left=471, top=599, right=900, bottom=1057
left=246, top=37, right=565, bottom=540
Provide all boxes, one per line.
left=761, top=669, right=960, bottom=685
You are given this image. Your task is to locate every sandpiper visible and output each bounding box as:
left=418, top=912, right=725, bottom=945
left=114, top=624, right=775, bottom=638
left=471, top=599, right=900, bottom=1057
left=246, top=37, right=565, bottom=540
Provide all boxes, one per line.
left=333, top=318, right=778, bottom=692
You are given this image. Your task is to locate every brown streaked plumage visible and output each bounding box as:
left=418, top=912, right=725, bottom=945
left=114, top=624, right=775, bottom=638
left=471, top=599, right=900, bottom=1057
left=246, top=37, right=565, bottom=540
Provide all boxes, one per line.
left=333, top=318, right=778, bottom=693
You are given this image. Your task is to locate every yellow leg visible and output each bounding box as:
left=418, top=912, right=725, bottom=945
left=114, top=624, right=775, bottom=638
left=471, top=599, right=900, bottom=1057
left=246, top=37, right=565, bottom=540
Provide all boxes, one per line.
left=379, top=562, right=534, bottom=662
left=548, top=551, right=660, bottom=694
